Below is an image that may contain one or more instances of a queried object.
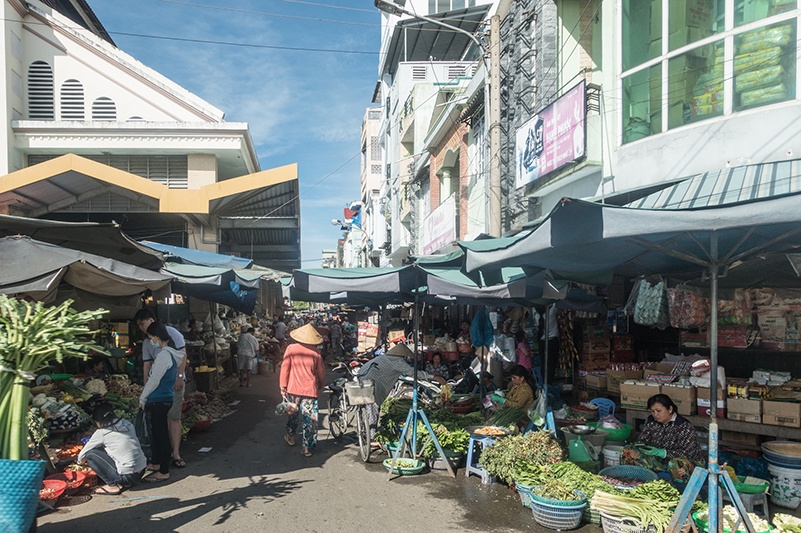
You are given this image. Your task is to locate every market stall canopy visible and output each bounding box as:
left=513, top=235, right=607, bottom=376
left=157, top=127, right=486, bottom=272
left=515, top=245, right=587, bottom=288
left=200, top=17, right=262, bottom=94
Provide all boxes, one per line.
left=141, top=241, right=252, bottom=270
left=160, top=262, right=260, bottom=314
left=290, top=266, right=419, bottom=294
left=460, top=194, right=801, bottom=281
left=0, top=236, right=172, bottom=303
left=0, top=214, right=163, bottom=270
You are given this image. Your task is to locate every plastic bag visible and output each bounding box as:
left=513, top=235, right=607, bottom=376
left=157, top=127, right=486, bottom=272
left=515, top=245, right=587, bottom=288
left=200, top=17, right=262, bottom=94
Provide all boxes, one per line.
left=634, top=278, right=669, bottom=329
left=133, top=408, right=151, bottom=459
left=275, top=397, right=298, bottom=416
left=528, top=390, right=547, bottom=427
left=599, top=414, right=623, bottom=429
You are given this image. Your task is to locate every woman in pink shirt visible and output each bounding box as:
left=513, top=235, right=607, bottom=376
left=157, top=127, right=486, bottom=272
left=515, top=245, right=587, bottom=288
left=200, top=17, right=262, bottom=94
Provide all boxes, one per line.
left=515, top=330, right=532, bottom=371
left=279, top=324, right=325, bottom=457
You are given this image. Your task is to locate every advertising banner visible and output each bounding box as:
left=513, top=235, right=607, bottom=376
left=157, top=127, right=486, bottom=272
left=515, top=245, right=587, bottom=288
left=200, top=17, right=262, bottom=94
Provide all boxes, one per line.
left=515, top=80, right=586, bottom=189
left=423, top=195, right=456, bottom=255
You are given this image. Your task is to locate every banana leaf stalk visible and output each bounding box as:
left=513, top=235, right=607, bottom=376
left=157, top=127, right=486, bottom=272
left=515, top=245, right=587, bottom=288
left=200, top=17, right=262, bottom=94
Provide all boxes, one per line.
left=0, top=295, right=107, bottom=459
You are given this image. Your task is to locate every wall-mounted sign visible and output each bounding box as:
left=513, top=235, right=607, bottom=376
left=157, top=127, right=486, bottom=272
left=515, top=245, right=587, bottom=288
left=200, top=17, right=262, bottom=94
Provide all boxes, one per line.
left=423, top=195, right=456, bottom=255
left=515, top=80, right=586, bottom=189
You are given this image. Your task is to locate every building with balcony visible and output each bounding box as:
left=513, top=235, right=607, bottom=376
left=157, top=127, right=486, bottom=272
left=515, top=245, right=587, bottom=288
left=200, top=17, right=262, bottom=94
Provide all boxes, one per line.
left=0, top=0, right=301, bottom=271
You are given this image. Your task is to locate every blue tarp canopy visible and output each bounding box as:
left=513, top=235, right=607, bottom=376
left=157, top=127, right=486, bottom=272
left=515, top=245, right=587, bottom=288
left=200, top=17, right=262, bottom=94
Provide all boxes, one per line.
left=141, top=241, right=252, bottom=270
left=160, top=262, right=261, bottom=314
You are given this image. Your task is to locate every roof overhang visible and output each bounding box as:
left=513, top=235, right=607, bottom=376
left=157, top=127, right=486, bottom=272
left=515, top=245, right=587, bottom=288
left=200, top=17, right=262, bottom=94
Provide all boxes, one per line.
left=380, top=5, right=490, bottom=78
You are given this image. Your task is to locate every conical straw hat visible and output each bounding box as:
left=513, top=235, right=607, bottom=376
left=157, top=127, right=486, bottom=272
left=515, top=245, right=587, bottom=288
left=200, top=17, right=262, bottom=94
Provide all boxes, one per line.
left=289, top=323, right=323, bottom=345
left=386, top=343, right=414, bottom=357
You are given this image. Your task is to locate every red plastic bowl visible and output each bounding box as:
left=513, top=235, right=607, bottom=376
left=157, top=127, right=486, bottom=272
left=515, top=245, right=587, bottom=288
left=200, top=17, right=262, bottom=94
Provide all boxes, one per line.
left=47, top=471, right=86, bottom=490
left=40, top=479, right=67, bottom=501
left=191, top=417, right=212, bottom=432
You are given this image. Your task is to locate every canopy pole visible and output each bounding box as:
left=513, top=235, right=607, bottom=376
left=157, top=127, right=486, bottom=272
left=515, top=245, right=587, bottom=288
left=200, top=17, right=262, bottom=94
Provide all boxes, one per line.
left=708, top=233, right=720, bottom=532
left=543, top=304, right=551, bottom=394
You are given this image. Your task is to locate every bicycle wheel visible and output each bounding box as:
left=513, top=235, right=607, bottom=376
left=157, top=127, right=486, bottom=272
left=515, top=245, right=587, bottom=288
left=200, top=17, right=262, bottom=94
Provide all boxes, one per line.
left=355, top=405, right=371, bottom=462
left=327, top=393, right=346, bottom=440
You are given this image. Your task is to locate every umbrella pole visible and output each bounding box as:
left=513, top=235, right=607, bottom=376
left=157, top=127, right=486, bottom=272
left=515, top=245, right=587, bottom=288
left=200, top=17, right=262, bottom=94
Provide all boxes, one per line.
left=387, top=291, right=455, bottom=479
left=668, top=234, right=757, bottom=533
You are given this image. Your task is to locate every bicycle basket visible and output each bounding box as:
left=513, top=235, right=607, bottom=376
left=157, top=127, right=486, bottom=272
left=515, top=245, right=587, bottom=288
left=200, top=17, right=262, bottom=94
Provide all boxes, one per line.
left=345, top=379, right=375, bottom=405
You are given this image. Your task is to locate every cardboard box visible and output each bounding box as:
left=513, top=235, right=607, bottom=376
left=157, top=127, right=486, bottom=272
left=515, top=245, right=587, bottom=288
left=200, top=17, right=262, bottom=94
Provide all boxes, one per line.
left=582, top=339, right=611, bottom=354
left=720, top=431, right=761, bottom=447
left=620, top=381, right=662, bottom=410
left=644, top=362, right=677, bottom=379
left=580, top=352, right=611, bottom=371
left=763, top=400, right=801, bottom=428
left=607, top=369, right=644, bottom=394
left=612, top=335, right=633, bottom=352
left=669, top=0, right=714, bottom=31
left=387, top=329, right=405, bottom=341
left=727, top=397, right=762, bottom=416
left=422, top=335, right=436, bottom=346
left=680, top=331, right=709, bottom=348
left=662, top=384, right=697, bottom=416
left=583, top=325, right=608, bottom=339
left=585, top=374, right=608, bottom=390
left=718, top=325, right=750, bottom=349
left=697, top=386, right=726, bottom=418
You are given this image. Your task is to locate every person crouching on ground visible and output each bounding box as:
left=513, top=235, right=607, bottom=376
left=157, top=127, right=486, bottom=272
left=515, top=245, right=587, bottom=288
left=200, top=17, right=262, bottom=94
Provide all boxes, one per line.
left=279, top=323, right=325, bottom=457
left=237, top=326, right=260, bottom=387
left=77, top=402, right=146, bottom=495
left=139, top=322, right=184, bottom=482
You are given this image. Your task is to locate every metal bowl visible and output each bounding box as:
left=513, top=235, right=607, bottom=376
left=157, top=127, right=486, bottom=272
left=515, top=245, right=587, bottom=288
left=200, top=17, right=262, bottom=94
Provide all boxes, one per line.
left=564, top=425, right=596, bottom=435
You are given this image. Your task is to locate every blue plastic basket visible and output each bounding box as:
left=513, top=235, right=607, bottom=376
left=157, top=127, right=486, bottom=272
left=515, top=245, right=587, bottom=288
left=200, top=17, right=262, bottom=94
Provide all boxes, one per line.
left=0, top=459, right=46, bottom=533
left=530, top=497, right=586, bottom=531
left=515, top=482, right=534, bottom=508
left=598, top=465, right=658, bottom=489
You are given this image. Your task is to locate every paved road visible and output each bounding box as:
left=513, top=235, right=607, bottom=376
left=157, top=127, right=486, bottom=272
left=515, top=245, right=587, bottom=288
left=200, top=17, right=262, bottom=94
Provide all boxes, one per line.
left=38, top=371, right=602, bottom=532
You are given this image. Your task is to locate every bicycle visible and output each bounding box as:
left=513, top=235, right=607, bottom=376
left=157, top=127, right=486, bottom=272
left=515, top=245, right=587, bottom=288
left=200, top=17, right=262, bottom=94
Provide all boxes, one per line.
left=326, top=362, right=376, bottom=462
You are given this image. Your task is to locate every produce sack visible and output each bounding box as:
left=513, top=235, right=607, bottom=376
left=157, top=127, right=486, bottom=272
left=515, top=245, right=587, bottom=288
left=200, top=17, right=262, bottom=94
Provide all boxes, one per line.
left=667, top=287, right=709, bottom=329
left=634, top=278, right=669, bottom=329
left=133, top=408, right=152, bottom=459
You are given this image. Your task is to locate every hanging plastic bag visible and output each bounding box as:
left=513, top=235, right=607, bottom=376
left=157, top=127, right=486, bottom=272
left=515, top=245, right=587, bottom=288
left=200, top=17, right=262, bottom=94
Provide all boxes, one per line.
left=528, top=389, right=547, bottom=427
left=133, top=408, right=151, bottom=459
left=275, top=397, right=298, bottom=416
left=634, top=278, right=669, bottom=329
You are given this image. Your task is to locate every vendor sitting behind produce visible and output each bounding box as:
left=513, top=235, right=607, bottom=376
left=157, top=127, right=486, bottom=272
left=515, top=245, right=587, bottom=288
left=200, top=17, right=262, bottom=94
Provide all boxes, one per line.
left=621, top=393, right=705, bottom=483
left=498, top=365, right=536, bottom=412
left=425, top=352, right=450, bottom=383
left=77, top=402, right=146, bottom=495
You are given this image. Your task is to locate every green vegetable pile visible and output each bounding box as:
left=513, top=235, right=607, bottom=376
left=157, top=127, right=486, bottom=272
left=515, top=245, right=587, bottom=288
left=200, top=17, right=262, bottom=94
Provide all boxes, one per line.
left=515, top=461, right=617, bottom=498
left=531, top=478, right=583, bottom=502
left=488, top=406, right=528, bottom=426
left=629, top=480, right=680, bottom=503
left=591, top=490, right=679, bottom=533
left=0, top=296, right=106, bottom=459
left=775, top=513, right=801, bottom=532
left=479, top=430, right=565, bottom=485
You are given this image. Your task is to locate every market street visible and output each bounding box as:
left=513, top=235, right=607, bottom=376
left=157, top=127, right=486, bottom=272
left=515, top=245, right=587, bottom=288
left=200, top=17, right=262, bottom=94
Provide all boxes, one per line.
left=37, top=371, right=600, bottom=533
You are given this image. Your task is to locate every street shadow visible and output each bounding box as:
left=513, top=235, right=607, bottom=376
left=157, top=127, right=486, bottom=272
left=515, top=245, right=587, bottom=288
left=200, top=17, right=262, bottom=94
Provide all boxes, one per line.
left=38, top=475, right=307, bottom=532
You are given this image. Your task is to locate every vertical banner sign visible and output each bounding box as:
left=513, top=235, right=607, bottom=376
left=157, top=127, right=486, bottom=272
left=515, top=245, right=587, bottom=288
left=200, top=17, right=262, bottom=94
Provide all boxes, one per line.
left=515, top=80, right=587, bottom=189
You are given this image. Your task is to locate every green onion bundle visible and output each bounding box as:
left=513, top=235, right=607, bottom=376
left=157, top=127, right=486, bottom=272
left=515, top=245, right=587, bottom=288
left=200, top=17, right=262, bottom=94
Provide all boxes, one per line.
left=591, top=490, right=678, bottom=533
left=0, top=296, right=106, bottom=459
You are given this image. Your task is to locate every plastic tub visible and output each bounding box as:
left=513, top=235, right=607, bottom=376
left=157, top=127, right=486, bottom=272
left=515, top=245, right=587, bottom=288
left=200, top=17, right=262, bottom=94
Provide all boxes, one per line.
left=768, top=463, right=801, bottom=509
left=515, top=482, right=534, bottom=508
left=564, top=428, right=607, bottom=449
left=603, top=445, right=624, bottom=468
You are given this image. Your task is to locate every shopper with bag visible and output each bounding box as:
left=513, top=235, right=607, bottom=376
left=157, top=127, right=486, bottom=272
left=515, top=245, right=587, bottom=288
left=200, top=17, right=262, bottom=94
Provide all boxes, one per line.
left=279, top=323, right=326, bottom=457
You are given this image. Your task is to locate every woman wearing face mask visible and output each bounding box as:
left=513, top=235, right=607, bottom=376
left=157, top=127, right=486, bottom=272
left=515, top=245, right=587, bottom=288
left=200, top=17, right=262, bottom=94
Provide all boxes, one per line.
left=138, top=322, right=184, bottom=482
left=621, top=394, right=705, bottom=483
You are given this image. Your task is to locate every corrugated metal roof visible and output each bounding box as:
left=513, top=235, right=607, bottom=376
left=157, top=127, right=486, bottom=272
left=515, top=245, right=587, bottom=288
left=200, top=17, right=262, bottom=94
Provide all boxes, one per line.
left=627, top=159, right=801, bottom=209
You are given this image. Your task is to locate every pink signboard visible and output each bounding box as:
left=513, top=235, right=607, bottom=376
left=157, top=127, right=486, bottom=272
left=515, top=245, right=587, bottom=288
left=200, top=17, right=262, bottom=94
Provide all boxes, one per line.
left=515, top=80, right=586, bottom=189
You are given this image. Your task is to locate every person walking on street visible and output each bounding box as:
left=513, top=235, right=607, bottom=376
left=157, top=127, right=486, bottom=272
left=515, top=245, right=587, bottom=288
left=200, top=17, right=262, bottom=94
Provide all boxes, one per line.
left=237, top=327, right=260, bottom=387
left=134, top=308, right=188, bottom=469
left=279, top=323, right=325, bottom=457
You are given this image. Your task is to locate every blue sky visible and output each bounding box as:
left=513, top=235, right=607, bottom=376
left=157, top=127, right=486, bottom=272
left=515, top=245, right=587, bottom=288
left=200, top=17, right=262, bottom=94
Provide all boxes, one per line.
left=89, top=0, right=381, bottom=267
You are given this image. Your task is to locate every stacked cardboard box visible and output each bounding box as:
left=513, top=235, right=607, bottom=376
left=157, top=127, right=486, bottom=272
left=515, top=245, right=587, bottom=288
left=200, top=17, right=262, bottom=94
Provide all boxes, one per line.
left=697, top=386, right=727, bottom=418
left=580, top=326, right=611, bottom=371
left=763, top=400, right=801, bottom=428
left=620, top=381, right=662, bottom=410
left=727, top=398, right=762, bottom=423
left=662, top=383, right=697, bottom=416
left=607, top=369, right=644, bottom=394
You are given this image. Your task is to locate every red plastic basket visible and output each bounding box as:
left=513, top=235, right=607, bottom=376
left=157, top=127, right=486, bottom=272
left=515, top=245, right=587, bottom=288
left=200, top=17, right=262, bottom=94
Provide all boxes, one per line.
left=46, top=471, right=86, bottom=491
left=39, top=480, right=67, bottom=502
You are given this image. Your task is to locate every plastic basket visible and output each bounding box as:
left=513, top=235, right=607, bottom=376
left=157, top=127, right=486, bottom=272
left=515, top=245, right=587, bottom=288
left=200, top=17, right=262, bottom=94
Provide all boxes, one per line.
left=598, top=465, right=658, bottom=489
left=692, top=511, right=773, bottom=533
left=46, top=471, right=86, bottom=491
left=516, top=482, right=534, bottom=508
left=599, top=513, right=657, bottom=533
left=582, top=506, right=601, bottom=525
left=530, top=489, right=587, bottom=507
left=0, top=459, right=46, bottom=533
left=383, top=458, right=425, bottom=475
left=39, top=479, right=67, bottom=502
left=345, top=379, right=375, bottom=405
left=530, top=497, right=586, bottom=530
left=587, top=422, right=633, bottom=442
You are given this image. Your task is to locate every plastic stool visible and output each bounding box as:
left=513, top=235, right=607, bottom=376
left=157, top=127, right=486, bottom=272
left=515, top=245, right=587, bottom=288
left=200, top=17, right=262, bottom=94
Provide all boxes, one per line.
left=722, top=491, right=770, bottom=520
left=465, top=435, right=496, bottom=484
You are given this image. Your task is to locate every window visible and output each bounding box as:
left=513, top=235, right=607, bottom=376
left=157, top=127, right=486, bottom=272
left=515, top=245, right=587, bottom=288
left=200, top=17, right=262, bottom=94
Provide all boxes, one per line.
left=29, top=154, right=189, bottom=189
left=733, top=0, right=796, bottom=26
left=668, top=0, right=722, bottom=52
left=92, top=97, right=116, bottom=120
left=622, top=65, right=661, bottom=142
left=622, top=0, right=661, bottom=71
left=27, top=61, right=54, bottom=119
left=669, top=49, right=715, bottom=127
left=370, top=136, right=382, bottom=161
left=428, top=0, right=473, bottom=13
left=60, top=79, right=85, bottom=120
left=733, top=20, right=796, bottom=111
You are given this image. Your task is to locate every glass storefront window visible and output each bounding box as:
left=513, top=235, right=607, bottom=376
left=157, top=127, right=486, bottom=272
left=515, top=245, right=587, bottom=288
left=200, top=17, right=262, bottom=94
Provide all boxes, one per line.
left=733, top=20, right=796, bottom=111
left=623, top=0, right=661, bottom=71
left=734, top=0, right=796, bottom=26
left=622, top=65, right=661, bottom=143
left=669, top=0, right=722, bottom=52
left=669, top=44, right=723, bottom=127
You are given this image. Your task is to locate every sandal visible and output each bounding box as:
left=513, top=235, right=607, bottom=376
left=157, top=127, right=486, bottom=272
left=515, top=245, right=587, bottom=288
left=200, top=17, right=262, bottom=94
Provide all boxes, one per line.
left=142, top=474, right=170, bottom=483
left=300, top=449, right=312, bottom=457
left=283, top=434, right=296, bottom=447
left=171, top=458, right=187, bottom=468
left=94, top=485, right=122, bottom=495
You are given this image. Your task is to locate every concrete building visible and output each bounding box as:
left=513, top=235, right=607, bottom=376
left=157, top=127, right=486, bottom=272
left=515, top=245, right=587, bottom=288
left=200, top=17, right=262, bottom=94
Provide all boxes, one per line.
left=0, top=0, right=300, bottom=271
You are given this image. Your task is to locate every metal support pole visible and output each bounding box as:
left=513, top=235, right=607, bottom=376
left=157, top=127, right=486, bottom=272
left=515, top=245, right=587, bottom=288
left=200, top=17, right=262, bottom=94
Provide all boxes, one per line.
left=708, top=233, right=720, bottom=533
left=489, top=14, right=502, bottom=237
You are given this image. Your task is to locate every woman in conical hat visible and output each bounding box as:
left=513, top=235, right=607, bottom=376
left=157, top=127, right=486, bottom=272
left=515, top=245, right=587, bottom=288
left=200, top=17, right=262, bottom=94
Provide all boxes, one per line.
left=279, top=323, right=325, bottom=456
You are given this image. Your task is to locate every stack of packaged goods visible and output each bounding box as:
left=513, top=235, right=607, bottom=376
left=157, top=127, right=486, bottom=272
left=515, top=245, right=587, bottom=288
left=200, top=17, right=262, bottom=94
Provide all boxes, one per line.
left=692, top=44, right=725, bottom=120
left=736, top=23, right=793, bottom=108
